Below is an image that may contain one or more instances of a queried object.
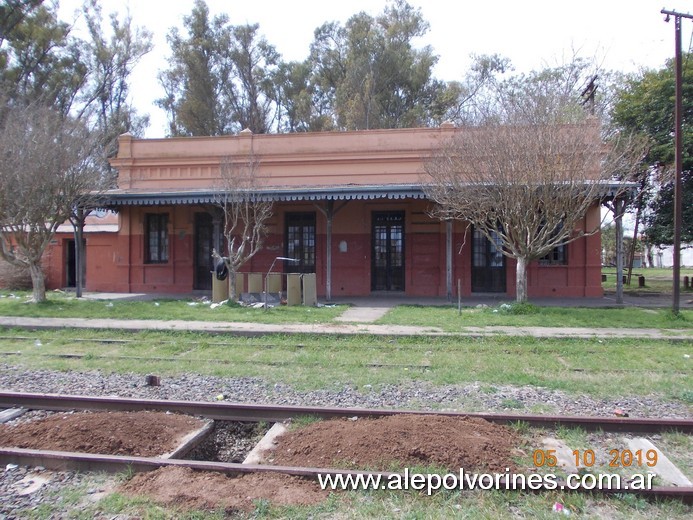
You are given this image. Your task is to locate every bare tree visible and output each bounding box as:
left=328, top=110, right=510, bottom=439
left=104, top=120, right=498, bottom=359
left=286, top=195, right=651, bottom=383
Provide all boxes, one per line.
left=425, top=120, right=644, bottom=303
left=214, top=152, right=273, bottom=301
left=0, top=103, right=104, bottom=302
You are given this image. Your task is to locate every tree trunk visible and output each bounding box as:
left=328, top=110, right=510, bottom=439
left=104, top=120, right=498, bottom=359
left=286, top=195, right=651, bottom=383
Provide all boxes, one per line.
left=646, top=244, right=654, bottom=269
left=73, top=216, right=85, bottom=298
left=228, top=269, right=237, bottom=302
left=29, top=262, right=46, bottom=302
left=614, top=198, right=625, bottom=304
left=516, top=256, right=528, bottom=303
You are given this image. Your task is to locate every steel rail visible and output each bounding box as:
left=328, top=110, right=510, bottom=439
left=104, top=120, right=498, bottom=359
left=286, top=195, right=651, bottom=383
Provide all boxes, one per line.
left=0, top=447, right=690, bottom=504
left=1, top=391, right=691, bottom=433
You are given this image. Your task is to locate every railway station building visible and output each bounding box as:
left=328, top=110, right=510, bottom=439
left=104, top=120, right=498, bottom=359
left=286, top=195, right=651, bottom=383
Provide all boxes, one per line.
left=43, top=124, right=605, bottom=300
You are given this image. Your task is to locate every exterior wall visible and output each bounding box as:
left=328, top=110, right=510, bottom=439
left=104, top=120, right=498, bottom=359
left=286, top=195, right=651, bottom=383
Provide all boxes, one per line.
left=43, top=236, right=65, bottom=289
left=41, top=126, right=606, bottom=299
left=525, top=204, right=604, bottom=298
left=110, top=128, right=454, bottom=192
left=652, top=244, right=693, bottom=268
left=109, top=123, right=601, bottom=194
left=48, top=199, right=603, bottom=299
left=43, top=232, right=124, bottom=291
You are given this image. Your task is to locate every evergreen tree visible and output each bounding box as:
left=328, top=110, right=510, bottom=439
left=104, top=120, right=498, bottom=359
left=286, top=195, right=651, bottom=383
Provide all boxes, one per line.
left=612, top=54, right=693, bottom=246
left=157, top=0, right=278, bottom=136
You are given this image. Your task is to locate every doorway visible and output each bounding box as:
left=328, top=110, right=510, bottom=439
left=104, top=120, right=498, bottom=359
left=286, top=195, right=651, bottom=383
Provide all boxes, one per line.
left=65, top=239, right=85, bottom=288
left=194, top=213, right=214, bottom=290
left=371, top=211, right=405, bottom=291
left=471, top=228, right=506, bottom=293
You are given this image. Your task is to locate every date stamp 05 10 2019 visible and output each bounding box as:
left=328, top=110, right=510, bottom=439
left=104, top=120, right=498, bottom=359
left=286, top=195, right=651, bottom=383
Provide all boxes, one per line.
left=533, top=448, right=658, bottom=469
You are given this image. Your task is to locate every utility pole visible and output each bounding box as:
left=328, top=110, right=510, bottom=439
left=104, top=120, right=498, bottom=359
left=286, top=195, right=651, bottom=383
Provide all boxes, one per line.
left=661, top=8, right=691, bottom=315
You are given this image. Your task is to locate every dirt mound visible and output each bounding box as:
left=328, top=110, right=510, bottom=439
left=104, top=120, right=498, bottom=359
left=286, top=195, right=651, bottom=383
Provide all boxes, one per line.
left=0, top=410, right=522, bottom=513
left=120, top=466, right=328, bottom=512
left=271, top=414, right=519, bottom=472
left=0, top=411, right=206, bottom=456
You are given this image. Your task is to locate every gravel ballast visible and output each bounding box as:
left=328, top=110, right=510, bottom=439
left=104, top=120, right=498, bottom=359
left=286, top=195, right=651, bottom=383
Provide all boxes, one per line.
left=1, top=364, right=691, bottom=516
left=1, top=364, right=690, bottom=418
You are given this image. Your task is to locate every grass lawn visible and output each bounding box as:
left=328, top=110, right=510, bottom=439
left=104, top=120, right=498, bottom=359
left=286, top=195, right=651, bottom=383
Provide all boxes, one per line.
left=0, top=290, right=346, bottom=324
left=1, top=290, right=692, bottom=333
left=602, top=267, right=693, bottom=295
left=77, top=485, right=693, bottom=519
left=378, top=304, right=692, bottom=332
left=1, top=329, right=690, bottom=401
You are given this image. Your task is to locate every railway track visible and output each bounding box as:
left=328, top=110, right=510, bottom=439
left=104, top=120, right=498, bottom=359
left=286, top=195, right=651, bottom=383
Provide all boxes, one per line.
left=1, top=391, right=691, bottom=432
left=0, top=391, right=692, bottom=505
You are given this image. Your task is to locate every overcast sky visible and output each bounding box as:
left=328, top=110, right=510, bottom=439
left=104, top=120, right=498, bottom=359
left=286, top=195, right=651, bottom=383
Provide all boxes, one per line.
left=58, top=0, right=693, bottom=138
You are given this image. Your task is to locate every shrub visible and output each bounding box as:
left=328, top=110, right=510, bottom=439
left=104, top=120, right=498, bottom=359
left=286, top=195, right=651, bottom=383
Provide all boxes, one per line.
left=0, top=260, right=32, bottom=290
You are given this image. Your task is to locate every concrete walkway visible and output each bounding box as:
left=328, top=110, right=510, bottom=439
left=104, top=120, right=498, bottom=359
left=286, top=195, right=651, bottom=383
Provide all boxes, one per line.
left=78, top=291, right=693, bottom=309
left=334, top=306, right=391, bottom=323
left=0, top=316, right=690, bottom=340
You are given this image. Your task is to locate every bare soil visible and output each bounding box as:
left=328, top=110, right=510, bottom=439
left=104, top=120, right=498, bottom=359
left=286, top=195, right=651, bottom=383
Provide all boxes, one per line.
left=0, top=411, right=206, bottom=456
left=1, top=410, right=520, bottom=513
left=271, top=414, right=520, bottom=472
left=120, top=466, right=328, bottom=513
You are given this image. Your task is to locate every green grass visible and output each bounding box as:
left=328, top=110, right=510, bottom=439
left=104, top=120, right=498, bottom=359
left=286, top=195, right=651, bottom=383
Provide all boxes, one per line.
left=0, top=328, right=690, bottom=401
left=602, top=267, right=693, bottom=295
left=378, top=304, right=693, bottom=332
left=3, top=289, right=692, bottom=334
left=658, top=431, right=693, bottom=480
left=0, top=290, right=345, bottom=323
left=289, top=414, right=323, bottom=430
left=555, top=426, right=590, bottom=450
left=14, top=466, right=690, bottom=519
left=49, top=487, right=692, bottom=519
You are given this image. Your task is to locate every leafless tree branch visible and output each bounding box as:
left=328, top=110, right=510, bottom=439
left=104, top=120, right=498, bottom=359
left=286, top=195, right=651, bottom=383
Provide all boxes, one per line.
left=0, top=102, right=105, bottom=301
left=214, top=152, right=273, bottom=301
left=425, top=119, right=646, bottom=302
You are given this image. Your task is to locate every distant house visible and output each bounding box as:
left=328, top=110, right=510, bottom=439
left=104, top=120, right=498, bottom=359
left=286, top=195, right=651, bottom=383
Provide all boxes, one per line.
left=44, top=125, right=605, bottom=299
left=652, top=245, right=693, bottom=268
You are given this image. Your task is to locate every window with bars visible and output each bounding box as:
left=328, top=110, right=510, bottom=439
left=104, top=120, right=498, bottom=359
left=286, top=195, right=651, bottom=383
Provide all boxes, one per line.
left=285, top=212, right=316, bottom=273
left=539, top=222, right=568, bottom=265
left=145, top=213, right=169, bottom=264
left=540, top=244, right=567, bottom=265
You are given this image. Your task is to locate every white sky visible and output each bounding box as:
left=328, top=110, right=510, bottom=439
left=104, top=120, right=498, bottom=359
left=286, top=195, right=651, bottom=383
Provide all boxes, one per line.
left=57, top=0, right=693, bottom=138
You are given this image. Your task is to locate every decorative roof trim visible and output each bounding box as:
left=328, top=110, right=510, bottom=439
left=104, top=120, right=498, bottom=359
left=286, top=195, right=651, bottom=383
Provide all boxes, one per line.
left=100, top=181, right=634, bottom=208
left=101, top=184, right=427, bottom=206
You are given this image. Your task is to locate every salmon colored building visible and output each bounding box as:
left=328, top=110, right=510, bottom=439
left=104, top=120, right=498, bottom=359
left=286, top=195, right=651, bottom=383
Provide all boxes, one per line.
left=44, top=125, right=605, bottom=300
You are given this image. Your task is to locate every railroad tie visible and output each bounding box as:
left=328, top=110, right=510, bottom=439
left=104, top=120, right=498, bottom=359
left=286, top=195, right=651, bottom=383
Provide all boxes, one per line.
left=623, top=437, right=692, bottom=487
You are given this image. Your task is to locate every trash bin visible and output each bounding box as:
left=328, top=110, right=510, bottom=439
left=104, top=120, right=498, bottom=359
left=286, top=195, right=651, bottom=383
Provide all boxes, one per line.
left=212, top=273, right=229, bottom=303
left=247, top=273, right=262, bottom=293
left=267, top=273, right=282, bottom=293
left=286, top=273, right=301, bottom=306
left=302, top=273, right=317, bottom=306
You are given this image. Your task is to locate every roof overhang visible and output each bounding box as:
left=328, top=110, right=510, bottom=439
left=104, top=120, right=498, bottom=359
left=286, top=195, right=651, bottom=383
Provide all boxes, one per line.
left=99, top=180, right=635, bottom=209
left=101, top=184, right=427, bottom=207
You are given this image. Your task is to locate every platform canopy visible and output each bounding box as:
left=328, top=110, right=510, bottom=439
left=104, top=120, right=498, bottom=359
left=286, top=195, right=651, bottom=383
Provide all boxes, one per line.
left=99, top=183, right=428, bottom=207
